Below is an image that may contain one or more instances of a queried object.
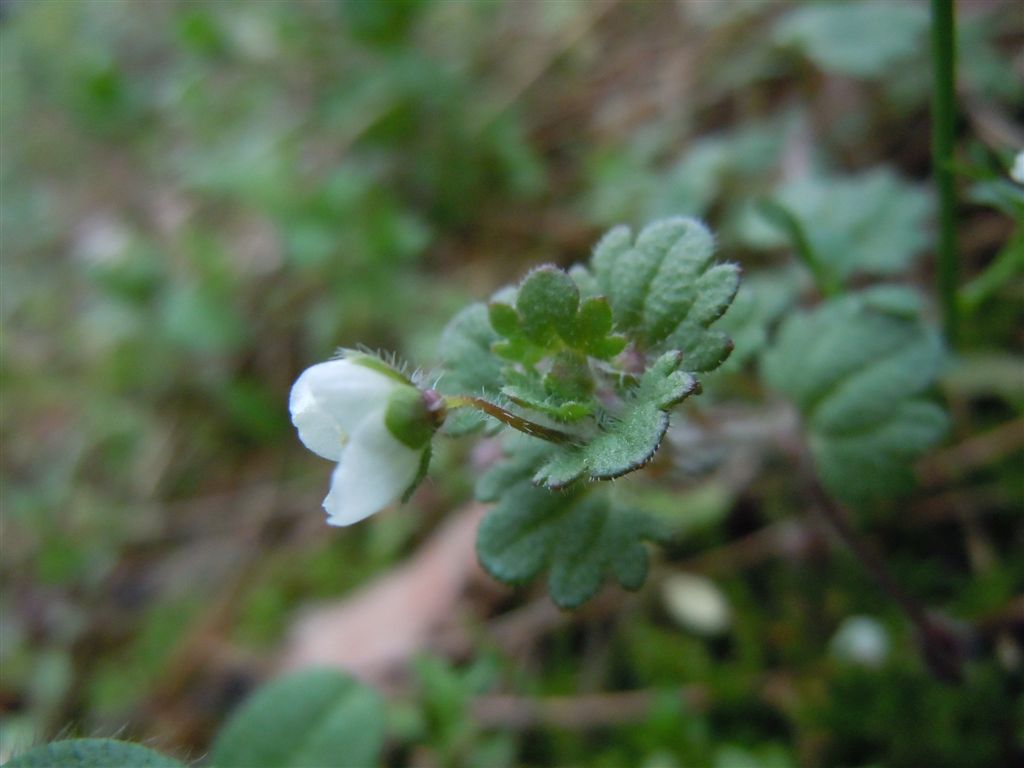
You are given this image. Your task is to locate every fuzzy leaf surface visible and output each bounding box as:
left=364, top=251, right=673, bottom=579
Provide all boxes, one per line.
left=3, top=740, right=183, bottom=768
left=489, top=266, right=626, bottom=363
left=763, top=289, right=947, bottom=503
left=590, top=218, right=739, bottom=370
left=476, top=482, right=656, bottom=608
left=533, top=351, right=699, bottom=488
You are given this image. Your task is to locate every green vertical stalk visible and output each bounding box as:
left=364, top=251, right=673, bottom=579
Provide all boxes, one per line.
left=931, top=0, right=958, bottom=344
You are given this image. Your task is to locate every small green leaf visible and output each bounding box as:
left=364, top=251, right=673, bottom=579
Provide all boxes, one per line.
left=763, top=290, right=948, bottom=503
left=573, top=296, right=627, bottom=357
left=487, top=301, right=520, bottom=337
left=748, top=170, right=932, bottom=280
left=3, top=740, right=183, bottom=768
left=210, top=668, right=386, bottom=768
left=516, top=266, right=580, bottom=345
left=534, top=352, right=699, bottom=488
left=502, top=380, right=593, bottom=422
left=476, top=483, right=656, bottom=608
left=489, top=266, right=626, bottom=363
left=568, top=264, right=601, bottom=299
left=589, top=217, right=739, bottom=368
left=475, top=432, right=556, bottom=502
left=774, top=1, right=929, bottom=78
left=637, top=221, right=718, bottom=340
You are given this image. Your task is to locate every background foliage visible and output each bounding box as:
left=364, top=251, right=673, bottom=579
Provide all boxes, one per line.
left=2, top=1, right=1022, bottom=766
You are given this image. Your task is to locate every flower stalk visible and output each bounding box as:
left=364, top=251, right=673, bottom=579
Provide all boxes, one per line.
left=446, top=395, right=576, bottom=444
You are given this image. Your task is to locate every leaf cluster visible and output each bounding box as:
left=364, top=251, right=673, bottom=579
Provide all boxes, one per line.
left=438, top=218, right=740, bottom=605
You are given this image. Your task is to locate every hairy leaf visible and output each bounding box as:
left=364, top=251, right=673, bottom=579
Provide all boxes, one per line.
left=763, top=290, right=948, bottom=503
left=475, top=432, right=557, bottom=503
left=590, top=218, right=739, bottom=369
left=3, top=740, right=183, bottom=768
left=489, top=266, right=626, bottom=363
left=502, top=369, right=593, bottom=422
left=210, top=668, right=386, bottom=768
left=476, top=483, right=657, bottom=608
left=534, top=352, right=699, bottom=488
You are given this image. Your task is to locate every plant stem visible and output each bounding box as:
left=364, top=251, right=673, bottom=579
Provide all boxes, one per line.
left=757, top=199, right=839, bottom=297
left=446, top=395, right=576, bottom=444
left=931, top=0, right=958, bottom=345
left=798, top=451, right=967, bottom=684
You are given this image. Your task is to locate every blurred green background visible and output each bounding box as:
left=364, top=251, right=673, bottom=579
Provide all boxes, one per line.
left=2, top=1, right=1022, bottom=766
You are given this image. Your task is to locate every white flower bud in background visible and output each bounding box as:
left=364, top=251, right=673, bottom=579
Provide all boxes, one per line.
left=830, top=615, right=890, bottom=667
left=289, top=354, right=444, bottom=526
left=661, top=572, right=731, bottom=636
left=1011, top=150, right=1024, bottom=185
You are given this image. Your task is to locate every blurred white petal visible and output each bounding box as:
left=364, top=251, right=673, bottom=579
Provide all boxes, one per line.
left=323, top=407, right=423, bottom=526
left=662, top=573, right=731, bottom=636
left=830, top=615, right=890, bottom=666
left=289, top=358, right=399, bottom=461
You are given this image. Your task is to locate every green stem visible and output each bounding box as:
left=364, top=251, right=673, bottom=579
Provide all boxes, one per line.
left=931, top=0, right=958, bottom=345
left=958, top=228, right=1024, bottom=314
left=757, top=199, right=839, bottom=297
left=446, top=396, right=576, bottom=444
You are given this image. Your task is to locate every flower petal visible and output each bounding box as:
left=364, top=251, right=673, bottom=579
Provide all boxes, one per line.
left=289, top=358, right=400, bottom=461
left=323, top=407, right=424, bottom=526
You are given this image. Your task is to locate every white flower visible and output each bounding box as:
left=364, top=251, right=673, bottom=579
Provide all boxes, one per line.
left=1012, top=150, right=1024, bottom=185
left=289, top=356, right=439, bottom=526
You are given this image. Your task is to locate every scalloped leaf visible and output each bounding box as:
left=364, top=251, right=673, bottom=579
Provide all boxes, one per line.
left=502, top=369, right=593, bottom=422
left=489, top=266, right=626, bottom=363
left=774, top=1, right=929, bottom=78
left=763, top=289, right=948, bottom=503
left=3, top=740, right=183, bottom=768
left=747, top=169, right=932, bottom=280
left=534, top=351, right=699, bottom=488
left=476, top=482, right=657, bottom=608
left=590, top=217, right=739, bottom=370
left=210, top=668, right=386, bottom=768
left=715, top=266, right=803, bottom=371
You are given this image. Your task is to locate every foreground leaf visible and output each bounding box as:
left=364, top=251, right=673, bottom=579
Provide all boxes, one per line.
left=210, top=668, right=386, bottom=768
left=534, top=351, right=699, bottom=488
left=3, top=740, right=182, bottom=768
left=488, top=266, right=626, bottom=363
left=476, top=482, right=657, bottom=608
left=590, top=217, right=739, bottom=370
left=763, top=289, right=947, bottom=503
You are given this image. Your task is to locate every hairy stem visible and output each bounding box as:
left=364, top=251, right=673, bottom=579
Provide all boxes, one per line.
left=446, top=396, right=575, bottom=444
left=931, top=0, right=958, bottom=344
